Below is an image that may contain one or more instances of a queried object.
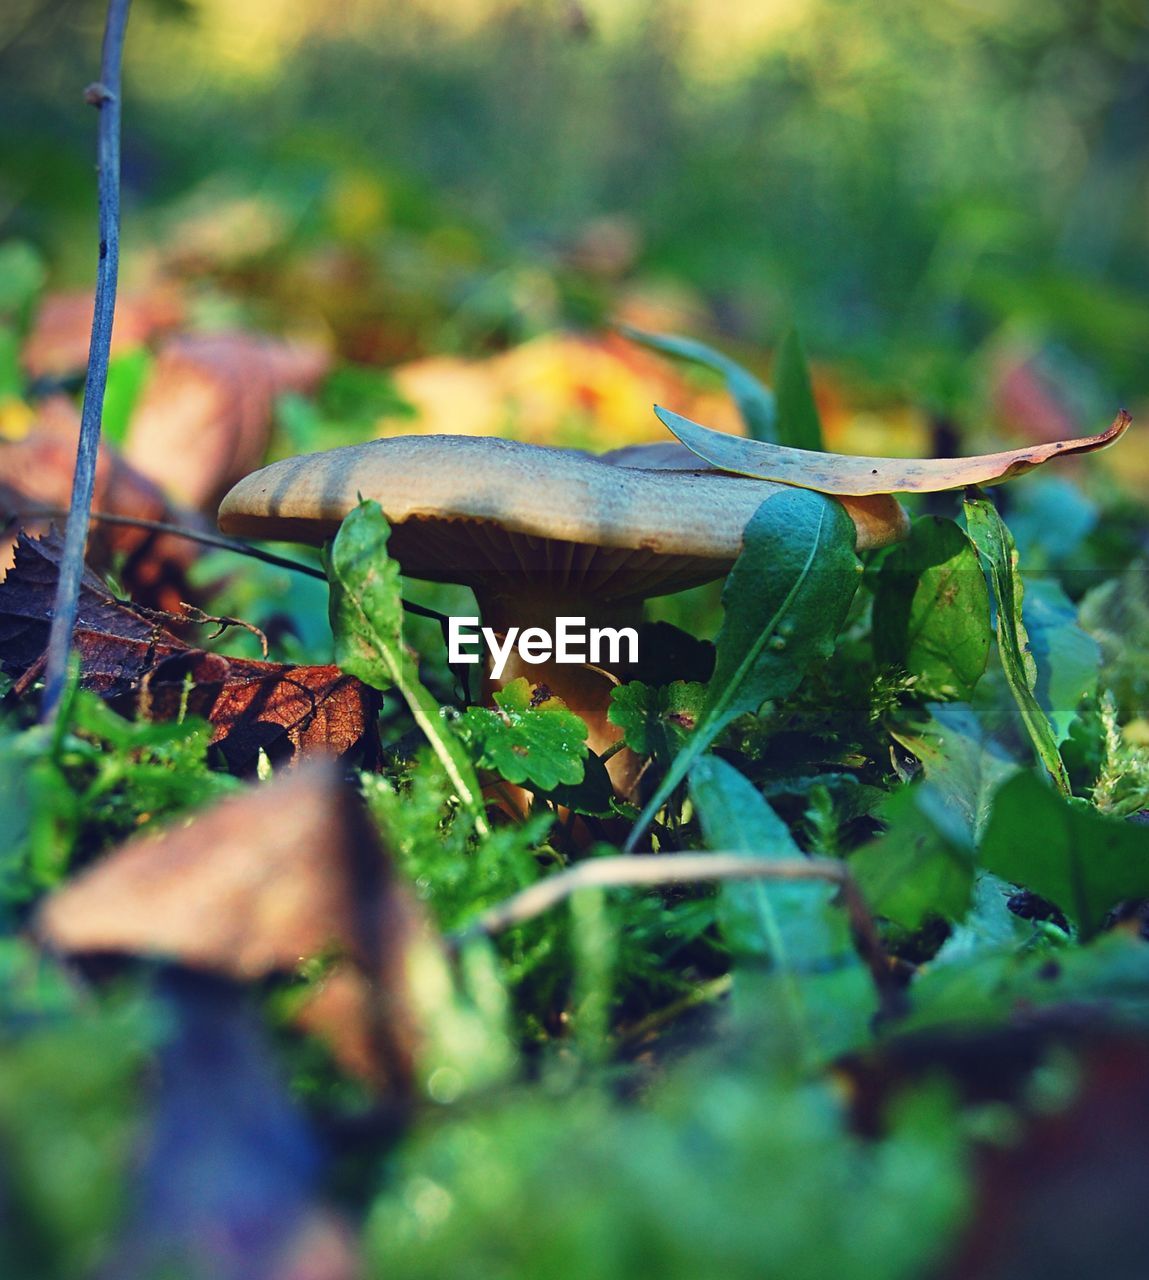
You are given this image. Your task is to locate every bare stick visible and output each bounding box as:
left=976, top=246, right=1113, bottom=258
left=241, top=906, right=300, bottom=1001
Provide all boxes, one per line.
left=12, top=507, right=450, bottom=625
left=40, top=0, right=133, bottom=720
left=453, top=853, right=900, bottom=1017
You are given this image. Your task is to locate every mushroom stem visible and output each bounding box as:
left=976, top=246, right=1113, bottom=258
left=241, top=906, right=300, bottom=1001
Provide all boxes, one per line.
left=477, top=590, right=644, bottom=798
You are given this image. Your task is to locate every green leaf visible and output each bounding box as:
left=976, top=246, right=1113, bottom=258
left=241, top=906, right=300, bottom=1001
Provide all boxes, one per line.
left=772, top=328, right=824, bottom=451
left=542, top=749, right=615, bottom=817
left=690, top=755, right=852, bottom=970
left=703, top=493, right=860, bottom=730
left=625, top=490, right=860, bottom=849
left=607, top=680, right=706, bottom=761
left=850, top=786, right=975, bottom=930
left=0, top=240, right=46, bottom=324
left=458, top=677, right=588, bottom=792
left=328, top=500, right=489, bottom=835
left=962, top=493, right=1071, bottom=795
left=890, top=701, right=1022, bottom=844
left=981, top=771, right=1149, bottom=939
left=100, top=349, right=153, bottom=446
left=618, top=324, right=777, bottom=441
left=1022, top=576, right=1100, bottom=745
left=0, top=329, right=22, bottom=401
left=931, top=873, right=1034, bottom=967
left=872, top=516, right=990, bottom=700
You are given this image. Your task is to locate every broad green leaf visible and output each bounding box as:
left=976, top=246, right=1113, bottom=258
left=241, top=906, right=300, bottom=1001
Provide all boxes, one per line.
left=981, top=771, right=1149, bottom=939
left=625, top=489, right=860, bottom=849
left=328, top=501, right=489, bottom=835
left=619, top=324, right=777, bottom=441
left=931, top=873, right=1034, bottom=967
left=1022, top=576, right=1100, bottom=744
left=655, top=404, right=1130, bottom=495
left=772, top=328, right=824, bottom=451
left=458, top=677, right=588, bottom=792
left=702, top=492, right=860, bottom=730
left=608, top=680, right=706, bottom=761
left=690, top=755, right=852, bottom=970
left=962, top=494, right=1071, bottom=795
left=873, top=516, right=991, bottom=700
left=850, top=786, right=975, bottom=930
left=890, top=701, right=1022, bottom=843
left=907, top=927, right=1149, bottom=1036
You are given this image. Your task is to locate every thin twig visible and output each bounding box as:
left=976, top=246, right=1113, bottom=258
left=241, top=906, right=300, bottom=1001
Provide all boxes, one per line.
left=453, top=852, right=901, bottom=1019
left=13, top=508, right=450, bottom=625
left=39, top=0, right=132, bottom=721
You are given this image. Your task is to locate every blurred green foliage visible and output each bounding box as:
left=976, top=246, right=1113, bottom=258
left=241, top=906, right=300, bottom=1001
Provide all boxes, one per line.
left=3, top=0, right=1148, bottom=401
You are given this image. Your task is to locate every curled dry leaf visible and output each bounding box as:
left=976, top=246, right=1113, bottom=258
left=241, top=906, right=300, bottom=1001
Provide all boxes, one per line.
left=0, top=395, right=203, bottom=612
left=37, top=761, right=430, bottom=1094
left=124, top=332, right=331, bottom=510
left=656, top=404, right=1132, bottom=496
left=0, top=531, right=380, bottom=772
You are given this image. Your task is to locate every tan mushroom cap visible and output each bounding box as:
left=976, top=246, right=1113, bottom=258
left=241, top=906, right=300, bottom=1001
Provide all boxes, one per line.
left=219, top=435, right=908, bottom=603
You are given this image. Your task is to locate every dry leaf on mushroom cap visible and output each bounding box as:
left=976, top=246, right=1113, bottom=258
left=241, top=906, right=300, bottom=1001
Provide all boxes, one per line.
left=655, top=404, right=1132, bottom=496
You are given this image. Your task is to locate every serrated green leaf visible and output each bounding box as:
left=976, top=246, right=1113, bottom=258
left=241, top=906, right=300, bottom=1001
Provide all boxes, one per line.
left=607, top=680, right=706, bottom=761
left=850, top=786, right=975, bottom=930
left=458, top=677, right=588, bottom=792
left=873, top=516, right=990, bottom=700
left=962, top=494, right=1071, bottom=795
left=772, top=328, right=824, bottom=451
left=626, top=490, right=860, bottom=849
left=619, top=324, right=777, bottom=441
left=981, top=771, right=1149, bottom=939
left=327, top=500, right=489, bottom=835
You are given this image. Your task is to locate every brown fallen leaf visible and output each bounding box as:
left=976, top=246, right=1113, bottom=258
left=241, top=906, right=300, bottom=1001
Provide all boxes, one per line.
left=139, top=648, right=380, bottom=774
left=0, top=531, right=380, bottom=772
left=655, top=404, right=1133, bottom=496
left=124, top=332, right=331, bottom=510
left=21, top=286, right=185, bottom=380
left=0, top=394, right=205, bottom=613
left=37, top=761, right=429, bottom=1093
left=0, top=528, right=181, bottom=678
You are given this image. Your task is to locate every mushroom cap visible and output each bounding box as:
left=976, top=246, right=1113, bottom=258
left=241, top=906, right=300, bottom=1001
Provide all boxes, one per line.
left=219, top=435, right=908, bottom=603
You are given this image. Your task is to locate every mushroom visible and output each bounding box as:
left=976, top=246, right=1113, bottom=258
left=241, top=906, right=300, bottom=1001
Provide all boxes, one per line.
left=218, top=435, right=908, bottom=797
